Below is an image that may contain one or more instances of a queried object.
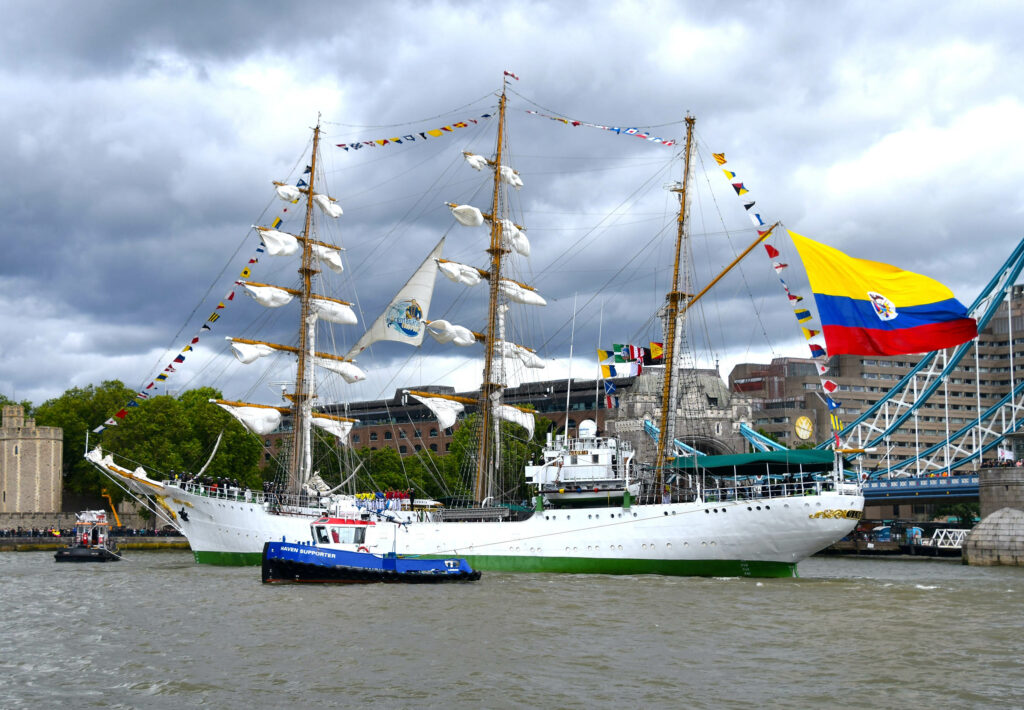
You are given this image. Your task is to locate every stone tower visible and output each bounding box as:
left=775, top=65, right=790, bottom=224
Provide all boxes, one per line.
left=0, top=405, right=63, bottom=512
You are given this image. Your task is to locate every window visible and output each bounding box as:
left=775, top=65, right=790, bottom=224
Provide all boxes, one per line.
left=430, top=429, right=438, bottom=438
left=429, top=444, right=437, bottom=452
left=415, top=445, right=422, bottom=452
left=399, top=445, right=407, bottom=454
left=314, top=526, right=330, bottom=544
left=414, top=430, right=421, bottom=438
left=370, top=432, right=378, bottom=441
left=399, top=430, right=407, bottom=439
left=352, top=434, right=360, bottom=444
left=384, top=431, right=393, bottom=440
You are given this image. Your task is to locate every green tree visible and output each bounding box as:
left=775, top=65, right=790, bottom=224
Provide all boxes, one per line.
left=101, top=390, right=263, bottom=489
left=933, top=501, right=980, bottom=527
left=33, top=380, right=137, bottom=496
left=0, top=393, right=34, bottom=414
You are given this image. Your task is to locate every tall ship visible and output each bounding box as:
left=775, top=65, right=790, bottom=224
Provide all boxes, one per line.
left=88, top=79, right=864, bottom=577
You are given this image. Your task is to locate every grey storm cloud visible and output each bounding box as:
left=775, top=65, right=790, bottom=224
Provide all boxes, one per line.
left=2, top=0, right=1023, bottom=407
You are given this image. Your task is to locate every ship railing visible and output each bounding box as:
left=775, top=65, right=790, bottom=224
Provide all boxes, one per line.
left=700, top=479, right=838, bottom=504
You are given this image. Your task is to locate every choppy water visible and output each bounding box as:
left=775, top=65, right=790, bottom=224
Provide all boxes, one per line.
left=2, top=551, right=1023, bottom=709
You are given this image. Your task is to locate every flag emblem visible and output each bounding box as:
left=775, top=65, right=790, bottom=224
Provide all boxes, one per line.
left=867, top=291, right=898, bottom=321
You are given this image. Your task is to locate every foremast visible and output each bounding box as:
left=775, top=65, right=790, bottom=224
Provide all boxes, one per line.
left=475, top=88, right=509, bottom=503
left=654, top=115, right=696, bottom=484
left=287, top=123, right=324, bottom=491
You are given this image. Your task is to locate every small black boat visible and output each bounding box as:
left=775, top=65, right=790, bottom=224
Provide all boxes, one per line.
left=54, top=511, right=120, bottom=562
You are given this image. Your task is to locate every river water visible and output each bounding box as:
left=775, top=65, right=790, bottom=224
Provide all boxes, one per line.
left=2, top=551, right=1022, bottom=709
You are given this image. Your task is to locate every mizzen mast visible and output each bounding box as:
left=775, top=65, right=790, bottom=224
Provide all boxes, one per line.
left=475, top=88, right=509, bottom=503
left=654, top=115, right=696, bottom=483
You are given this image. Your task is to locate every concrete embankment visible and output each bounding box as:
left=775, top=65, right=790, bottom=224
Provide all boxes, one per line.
left=0, top=536, right=190, bottom=552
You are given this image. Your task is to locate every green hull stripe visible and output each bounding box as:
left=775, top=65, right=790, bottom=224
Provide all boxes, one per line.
left=193, top=550, right=263, bottom=566
left=456, top=554, right=797, bottom=578
left=193, top=549, right=796, bottom=578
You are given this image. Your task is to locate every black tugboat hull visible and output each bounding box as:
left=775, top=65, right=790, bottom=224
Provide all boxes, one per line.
left=54, top=546, right=120, bottom=562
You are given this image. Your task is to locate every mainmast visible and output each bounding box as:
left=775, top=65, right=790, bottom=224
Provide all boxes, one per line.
left=288, top=123, right=322, bottom=492
left=474, top=88, right=509, bottom=503
left=654, top=115, right=696, bottom=483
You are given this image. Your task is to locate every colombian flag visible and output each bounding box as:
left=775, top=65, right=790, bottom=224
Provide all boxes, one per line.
left=789, top=231, right=977, bottom=356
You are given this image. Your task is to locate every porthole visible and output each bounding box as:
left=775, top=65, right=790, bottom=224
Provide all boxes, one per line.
left=705, top=509, right=710, bottom=514
left=756, top=506, right=761, bottom=511
left=765, top=505, right=771, bottom=510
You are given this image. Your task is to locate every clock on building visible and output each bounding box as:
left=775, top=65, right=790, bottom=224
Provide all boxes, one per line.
left=794, top=416, right=813, bottom=440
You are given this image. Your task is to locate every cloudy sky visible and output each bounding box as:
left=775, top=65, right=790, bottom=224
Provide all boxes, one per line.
left=2, top=1, right=1022, bottom=416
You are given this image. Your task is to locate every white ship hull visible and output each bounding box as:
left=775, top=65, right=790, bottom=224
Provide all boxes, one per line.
left=165, top=482, right=862, bottom=577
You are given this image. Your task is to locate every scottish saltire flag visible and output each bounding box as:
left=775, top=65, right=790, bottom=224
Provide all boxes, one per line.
left=790, top=231, right=977, bottom=356
left=603, top=380, right=619, bottom=409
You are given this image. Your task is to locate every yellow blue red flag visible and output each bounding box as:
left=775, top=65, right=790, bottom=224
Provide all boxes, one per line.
left=789, top=230, right=977, bottom=356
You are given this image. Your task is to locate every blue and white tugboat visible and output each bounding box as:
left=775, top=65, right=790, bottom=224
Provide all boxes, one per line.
left=261, top=516, right=481, bottom=584
left=54, top=510, right=120, bottom=562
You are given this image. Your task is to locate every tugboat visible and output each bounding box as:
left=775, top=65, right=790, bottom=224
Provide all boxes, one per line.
left=54, top=510, right=120, bottom=562
left=261, top=516, right=481, bottom=584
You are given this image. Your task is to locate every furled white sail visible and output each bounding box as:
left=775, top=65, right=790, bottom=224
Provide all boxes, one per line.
left=426, top=320, right=477, bottom=347
left=499, top=280, right=546, bottom=306
left=500, top=219, right=530, bottom=257
left=230, top=340, right=276, bottom=364
left=214, top=402, right=282, bottom=436
left=310, top=297, right=357, bottom=325
left=450, top=204, right=485, bottom=227
left=242, top=283, right=294, bottom=308
left=503, top=341, right=544, bottom=368
left=313, top=357, right=367, bottom=383
left=275, top=184, right=301, bottom=202
left=311, top=415, right=353, bottom=444
left=437, top=260, right=482, bottom=287
left=497, top=405, right=535, bottom=438
left=499, top=166, right=523, bottom=189
left=312, top=193, right=343, bottom=218
left=464, top=153, right=488, bottom=171
left=311, top=243, right=344, bottom=273
left=255, top=227, right=300, bottom=256
left=409, top=393, right=464, bottom=430
left=345, top=239, right=444, bottom=359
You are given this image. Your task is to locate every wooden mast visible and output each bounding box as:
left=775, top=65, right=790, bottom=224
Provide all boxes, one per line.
left=288, top=123, right=322, bottom=492
left=474, top=86, right=509, bottom=503
left=654, top=115, right=696, bottom=485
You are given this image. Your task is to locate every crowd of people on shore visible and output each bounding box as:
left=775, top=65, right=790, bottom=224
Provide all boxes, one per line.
left=0, top=527, right=183, bottom=539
